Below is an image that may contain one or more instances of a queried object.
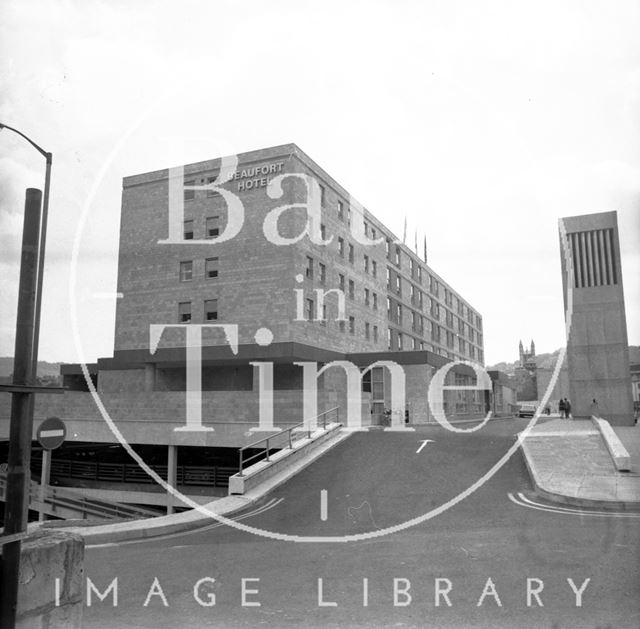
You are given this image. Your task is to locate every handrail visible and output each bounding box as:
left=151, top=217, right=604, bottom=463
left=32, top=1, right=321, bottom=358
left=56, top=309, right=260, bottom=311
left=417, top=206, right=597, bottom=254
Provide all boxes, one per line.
left=237, top=407, right=340, bottom=477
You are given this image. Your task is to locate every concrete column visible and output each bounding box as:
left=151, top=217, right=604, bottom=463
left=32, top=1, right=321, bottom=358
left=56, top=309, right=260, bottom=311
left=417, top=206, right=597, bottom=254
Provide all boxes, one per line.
left=144, top=363, right=156, bottom=392
left=249, top=361, right=276, bottom=431
left=167, top=444, right=177, bottom=514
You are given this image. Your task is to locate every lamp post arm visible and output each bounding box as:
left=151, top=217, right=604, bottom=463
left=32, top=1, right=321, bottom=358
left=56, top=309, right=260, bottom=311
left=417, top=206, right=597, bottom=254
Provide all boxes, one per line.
left=0, top=123, right=51, bottom=162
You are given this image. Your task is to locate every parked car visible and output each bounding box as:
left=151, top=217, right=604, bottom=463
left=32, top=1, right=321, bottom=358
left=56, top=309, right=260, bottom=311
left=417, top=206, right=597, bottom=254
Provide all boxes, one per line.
left=517, top=403, right=537, bottom=418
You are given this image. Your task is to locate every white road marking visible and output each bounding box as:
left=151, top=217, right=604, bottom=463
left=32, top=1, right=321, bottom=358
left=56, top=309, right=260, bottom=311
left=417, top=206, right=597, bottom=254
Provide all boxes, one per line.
left=416, top=439, right=434, bottom=453
left=508, top=492, right=640, bottom=518
left=40, top=430, right=65, bottom=438
left=320, top=489, right=328, bottom=521
left=86, top=497, right=284, bottom=549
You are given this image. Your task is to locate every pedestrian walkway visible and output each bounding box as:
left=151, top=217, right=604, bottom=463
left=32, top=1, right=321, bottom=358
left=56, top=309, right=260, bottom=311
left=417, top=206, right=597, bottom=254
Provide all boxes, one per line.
left=520, top=418, right=640, bottom=508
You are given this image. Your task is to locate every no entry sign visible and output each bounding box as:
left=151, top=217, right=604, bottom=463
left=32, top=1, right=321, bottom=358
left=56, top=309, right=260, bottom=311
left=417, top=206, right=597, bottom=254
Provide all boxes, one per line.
left=37, top=416, right=66, bottom=450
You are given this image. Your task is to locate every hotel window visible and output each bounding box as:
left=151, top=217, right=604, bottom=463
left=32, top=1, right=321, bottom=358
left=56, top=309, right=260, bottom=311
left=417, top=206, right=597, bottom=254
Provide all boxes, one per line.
left=338, top=237, right=345, bottom=257
left=339, top=273, right=345, bottom=292
left=205, top=257, right=219, bottom=279
left=459, top=338, right=466, bottom=355
left=373, top=325, right=379, bottom=343
left=430, top=275, right=439, bottom=297
left=364, top=255, right=369, bottom=273
left=371, top=227, right=377, bottom=240
left=206, top=216, right=220, bottom=238
left=446, top=330, right=454, bottom=348
left=320, top=185, right=326, bottom=206
left=178, top=302, right=191, bottom=323
left=395, top=246, right=401, bottom=266
left=412, top=337, right=419, bottom=350
left=386, top=239, right=392, bottom=259
left=395, top=274, right=401, bottom=295
left=412, top=311, right=422, bottom=334
left=431, top=324, right=440, bottom=343
left=321, top=304, right=327, bottom=326
left=446, top=309, right=453, bottom=328
left=347, top=206, right=351, bottom=225
left=349, top=316, right=355, bottom=334
left=396, top=303, right=403, bottom=324
left=469, top=328, right=475, bottom=343
left=184, top=220, right=194, bottom=240
left=387, top=297, right=392, bottom=319
left=387, top=328, right=392, bottom=350
left=469, top=345, right=476, bottom=360
left=320, top=223, right=327, bottom=240
left=306, top=298, right=314, bottom=321
left=372, top=260, right=377, bottom=278
left=306, top=256, right=314, bottom=279
left=204, top=299, right=218, bottom=321
left=337, top=200, right=344, bottom=221
left=431, top=301, right=439, bottom=319
left=348, top=243, right=354, bottom=264
left=348, top=279, right=355, bottom=300
left=478, top=333, right=483, bottom=346
left=411, top=259, right=417, bottom=279
left=364, top=222, right=369, bottom=237
left=372, top=292, right=378, bottom=310
left=339, top=320, right=345, bottom=333
left=397, top=332, right=403, bottom=350
left=364, top=288, right=370, bottom=306
left=476, top=315, right=482, bottom=330
left=458, top=317, right=464, bottom=334
left=319, top=262, right=326, bottom=284
left=184, top=180, right=195, bottom=201
left=386, top=267, right=391, bottom=289
left=179, top=261, right=193, bottom=282
left=206, top=176, right=216, bottom=197
left=365, top=321, right=370, bottom=340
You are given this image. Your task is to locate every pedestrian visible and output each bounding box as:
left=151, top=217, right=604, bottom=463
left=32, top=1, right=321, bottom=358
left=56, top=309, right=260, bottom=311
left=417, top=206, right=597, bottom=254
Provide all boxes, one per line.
left=558, top=397, right=566, bottom=419
left=565, top=398, right=572, bottom=419
left=590, top=398, right=599, bottom=417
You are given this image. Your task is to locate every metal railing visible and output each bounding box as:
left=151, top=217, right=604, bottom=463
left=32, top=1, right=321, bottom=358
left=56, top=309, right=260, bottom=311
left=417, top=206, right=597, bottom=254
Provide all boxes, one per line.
left=0, top=474, right=159, bottom=521
left=237, top=407, right=339, bottom=477
left=29, top=459, right=236, bottom=488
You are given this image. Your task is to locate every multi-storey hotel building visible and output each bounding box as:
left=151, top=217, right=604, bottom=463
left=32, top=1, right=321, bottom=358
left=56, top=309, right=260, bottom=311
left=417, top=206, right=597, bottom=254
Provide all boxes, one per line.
left=111, top=143, right=483, bottom=365
left=1, top=144, right=490, bottom=506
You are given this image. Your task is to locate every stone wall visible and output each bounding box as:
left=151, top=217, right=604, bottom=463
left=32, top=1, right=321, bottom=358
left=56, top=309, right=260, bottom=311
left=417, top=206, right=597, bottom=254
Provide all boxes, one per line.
left=12, top=530, right=84, bottom=628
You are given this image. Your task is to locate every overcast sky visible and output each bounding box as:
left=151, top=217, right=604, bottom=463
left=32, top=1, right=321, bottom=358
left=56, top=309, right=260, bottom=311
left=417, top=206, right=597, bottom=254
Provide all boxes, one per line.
left=1, top=0, right=638, bottom=367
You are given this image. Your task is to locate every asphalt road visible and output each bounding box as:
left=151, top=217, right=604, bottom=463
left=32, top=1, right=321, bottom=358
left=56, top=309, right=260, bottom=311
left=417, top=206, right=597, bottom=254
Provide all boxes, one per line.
left=83, top=419, right=640, bottom=628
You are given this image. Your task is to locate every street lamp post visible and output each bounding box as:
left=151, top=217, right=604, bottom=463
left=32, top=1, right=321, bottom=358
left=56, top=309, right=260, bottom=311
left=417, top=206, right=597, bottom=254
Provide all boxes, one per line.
left=0, top=123, right=53, bottom=371
left=0, top=124, right=54, bottom=629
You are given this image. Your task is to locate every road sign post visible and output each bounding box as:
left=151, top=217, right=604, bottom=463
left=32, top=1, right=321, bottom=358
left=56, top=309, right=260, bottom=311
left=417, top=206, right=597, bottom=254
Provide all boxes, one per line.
left=38, top=450, right=50, bottom=522
left=36, top=417, right=66, bottom=522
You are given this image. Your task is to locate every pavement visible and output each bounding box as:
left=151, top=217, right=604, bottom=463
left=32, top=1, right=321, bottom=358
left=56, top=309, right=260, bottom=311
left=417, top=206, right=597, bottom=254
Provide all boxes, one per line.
left=520, top=416, right=640, bottom=509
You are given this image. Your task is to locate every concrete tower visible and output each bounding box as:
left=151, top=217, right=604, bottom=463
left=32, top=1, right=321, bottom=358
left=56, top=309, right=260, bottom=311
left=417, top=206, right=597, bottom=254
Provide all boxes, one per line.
left=559, top=211, right=633, bottom=425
